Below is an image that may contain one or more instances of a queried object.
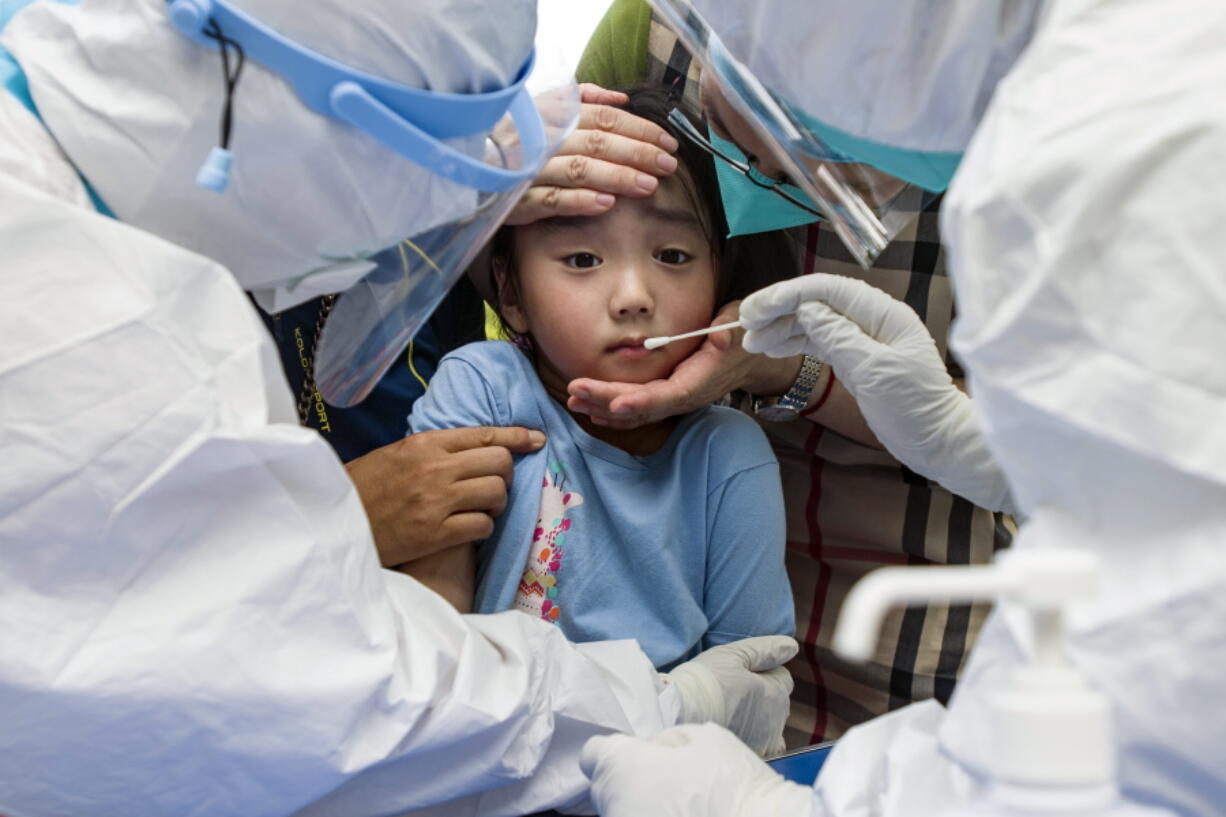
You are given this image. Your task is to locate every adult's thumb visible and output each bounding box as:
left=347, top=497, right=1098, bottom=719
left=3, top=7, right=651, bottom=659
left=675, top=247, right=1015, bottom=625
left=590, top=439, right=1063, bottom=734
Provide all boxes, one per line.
left=732, top=635, right=799, bottom=672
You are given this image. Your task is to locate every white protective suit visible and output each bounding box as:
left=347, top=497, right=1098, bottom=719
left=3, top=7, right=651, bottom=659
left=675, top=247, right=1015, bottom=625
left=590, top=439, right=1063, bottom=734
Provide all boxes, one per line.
left=0, top=0, right=796, bottom=815
left=585, top=0, right=1226, bottom=815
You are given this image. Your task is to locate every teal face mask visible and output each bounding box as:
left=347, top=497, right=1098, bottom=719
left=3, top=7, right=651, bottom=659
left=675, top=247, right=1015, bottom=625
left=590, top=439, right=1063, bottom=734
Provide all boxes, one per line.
left=709, top=126, right=821, bottom=238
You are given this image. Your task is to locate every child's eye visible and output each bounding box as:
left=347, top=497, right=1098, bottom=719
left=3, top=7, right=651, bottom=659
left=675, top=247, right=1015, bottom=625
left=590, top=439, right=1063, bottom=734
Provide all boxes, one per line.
left=656, top=248, right=693, bottom=265
left=563, top=252, right=602, bottom=269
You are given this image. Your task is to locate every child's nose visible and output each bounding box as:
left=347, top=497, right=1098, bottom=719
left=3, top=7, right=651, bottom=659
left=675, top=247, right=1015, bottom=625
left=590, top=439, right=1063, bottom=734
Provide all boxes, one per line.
left=610, top=269, right=654, bottom=318
left=616, top=300, right=651, bottom=317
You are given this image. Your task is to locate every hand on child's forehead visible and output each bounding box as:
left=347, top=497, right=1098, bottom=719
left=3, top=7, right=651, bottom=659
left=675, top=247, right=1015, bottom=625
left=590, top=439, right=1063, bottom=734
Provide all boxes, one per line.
left=528, top=173, right=704, bottom=236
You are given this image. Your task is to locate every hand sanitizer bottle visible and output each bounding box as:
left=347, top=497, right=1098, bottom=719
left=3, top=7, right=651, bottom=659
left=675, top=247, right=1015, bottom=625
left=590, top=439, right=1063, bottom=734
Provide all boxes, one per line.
left=832, top=549, right=1175, bottom=817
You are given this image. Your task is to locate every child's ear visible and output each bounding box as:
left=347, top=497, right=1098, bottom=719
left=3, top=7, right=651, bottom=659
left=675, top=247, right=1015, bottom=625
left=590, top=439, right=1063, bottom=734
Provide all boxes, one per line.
left=493, top=255, right=531, bottom=335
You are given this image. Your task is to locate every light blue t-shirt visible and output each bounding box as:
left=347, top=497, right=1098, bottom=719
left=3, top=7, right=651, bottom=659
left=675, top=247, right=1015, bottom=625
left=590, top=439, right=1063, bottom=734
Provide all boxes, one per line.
left=408, top=341, right=794, bottom=669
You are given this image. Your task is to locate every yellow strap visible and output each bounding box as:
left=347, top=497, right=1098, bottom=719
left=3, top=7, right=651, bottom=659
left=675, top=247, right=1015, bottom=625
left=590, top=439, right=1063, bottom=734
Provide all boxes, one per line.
left=397, top=239, right=438, bottom=391
left=405, top=339, right=428, bottom=391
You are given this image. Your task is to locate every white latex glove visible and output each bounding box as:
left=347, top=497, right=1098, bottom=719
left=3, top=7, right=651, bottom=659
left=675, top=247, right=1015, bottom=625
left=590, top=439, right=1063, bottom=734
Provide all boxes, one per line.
left=581, top=723, right=813, bottom=817
left=741, top=275, right=1016, bottom=515
left=662, top=635, right=798, bottom=757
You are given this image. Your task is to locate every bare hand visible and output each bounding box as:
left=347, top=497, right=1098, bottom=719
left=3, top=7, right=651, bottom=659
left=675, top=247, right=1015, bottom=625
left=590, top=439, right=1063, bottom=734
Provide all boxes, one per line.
left=566, top=302, right=801, bottom=430
left=345, top=426, right=546, bottom=567
left=505, top=84, right=680, bottom=226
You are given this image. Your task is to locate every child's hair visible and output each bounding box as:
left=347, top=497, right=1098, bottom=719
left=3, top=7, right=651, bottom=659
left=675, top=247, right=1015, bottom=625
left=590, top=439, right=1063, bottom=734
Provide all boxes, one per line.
left=490, top=85, right=799, bottom=346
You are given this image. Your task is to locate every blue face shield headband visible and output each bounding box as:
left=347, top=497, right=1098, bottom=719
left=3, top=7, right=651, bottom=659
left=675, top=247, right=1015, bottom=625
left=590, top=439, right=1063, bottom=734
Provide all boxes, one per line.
left=166, top=0, right=545, bottom=193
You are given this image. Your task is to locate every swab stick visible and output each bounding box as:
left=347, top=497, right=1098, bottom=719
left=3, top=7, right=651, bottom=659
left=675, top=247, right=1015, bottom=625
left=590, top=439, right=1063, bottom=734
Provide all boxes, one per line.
left=644, top=320, right=743, bottom=350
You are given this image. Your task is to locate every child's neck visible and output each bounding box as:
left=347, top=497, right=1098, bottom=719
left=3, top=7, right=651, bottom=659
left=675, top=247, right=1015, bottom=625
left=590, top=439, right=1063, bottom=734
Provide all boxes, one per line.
left=571, top=409, right=678, bottom=457
left=535, top=356, right=678, bottom=457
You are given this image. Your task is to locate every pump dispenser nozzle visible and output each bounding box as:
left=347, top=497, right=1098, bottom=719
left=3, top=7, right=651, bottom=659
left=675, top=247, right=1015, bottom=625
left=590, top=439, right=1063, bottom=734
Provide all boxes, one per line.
left=833, top=550, right=1115, bottom=790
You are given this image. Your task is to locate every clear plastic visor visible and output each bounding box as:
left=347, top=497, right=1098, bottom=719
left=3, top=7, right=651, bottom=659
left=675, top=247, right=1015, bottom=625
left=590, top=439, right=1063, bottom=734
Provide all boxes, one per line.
left=313, top=79, right=580, bottom=407
left=650, top=0, right=935, bottom=267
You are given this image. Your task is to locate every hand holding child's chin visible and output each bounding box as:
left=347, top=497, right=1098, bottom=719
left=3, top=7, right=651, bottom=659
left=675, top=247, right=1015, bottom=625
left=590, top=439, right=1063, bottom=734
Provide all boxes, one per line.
left=565, top=302, right=794, bottom=430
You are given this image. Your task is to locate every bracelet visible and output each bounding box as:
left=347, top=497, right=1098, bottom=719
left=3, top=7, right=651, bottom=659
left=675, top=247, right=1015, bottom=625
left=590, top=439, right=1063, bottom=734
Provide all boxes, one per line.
left=801, top=369, right=837, bottom=417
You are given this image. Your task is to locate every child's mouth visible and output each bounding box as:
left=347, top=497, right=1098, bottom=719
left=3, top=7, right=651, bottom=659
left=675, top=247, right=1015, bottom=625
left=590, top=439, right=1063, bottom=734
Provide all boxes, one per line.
left=608, top=337, right=654, bottom=359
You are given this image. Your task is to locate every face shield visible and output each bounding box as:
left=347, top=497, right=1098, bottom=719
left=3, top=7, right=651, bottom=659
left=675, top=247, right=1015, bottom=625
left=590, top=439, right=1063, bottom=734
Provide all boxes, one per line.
left=649, top=0, right=942, bottom=267
left=8, top=0, right=577, bottom=408
left=311, top=80, right=579, bottom=406
left=161, top=0, right=581, bottom=407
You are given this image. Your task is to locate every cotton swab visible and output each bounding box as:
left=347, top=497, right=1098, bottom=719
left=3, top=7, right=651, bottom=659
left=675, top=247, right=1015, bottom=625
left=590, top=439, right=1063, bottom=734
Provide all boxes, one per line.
left=643, top=320, right=743, bottom=350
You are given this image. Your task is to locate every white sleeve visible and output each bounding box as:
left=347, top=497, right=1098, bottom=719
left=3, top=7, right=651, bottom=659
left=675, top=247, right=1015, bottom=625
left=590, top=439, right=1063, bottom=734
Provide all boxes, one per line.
left=810, top=701, right=972, bottom=817
left=0, top=188, right=669, bottom=817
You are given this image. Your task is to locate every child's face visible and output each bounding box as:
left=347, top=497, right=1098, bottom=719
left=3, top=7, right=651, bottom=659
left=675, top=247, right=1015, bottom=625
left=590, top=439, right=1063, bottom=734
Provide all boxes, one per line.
left=503, top=175, right=718, bottom=387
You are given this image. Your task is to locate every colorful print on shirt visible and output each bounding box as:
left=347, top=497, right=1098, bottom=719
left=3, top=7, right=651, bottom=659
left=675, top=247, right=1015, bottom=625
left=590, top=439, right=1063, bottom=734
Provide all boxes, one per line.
left=513, top=460, right=584, bottom=624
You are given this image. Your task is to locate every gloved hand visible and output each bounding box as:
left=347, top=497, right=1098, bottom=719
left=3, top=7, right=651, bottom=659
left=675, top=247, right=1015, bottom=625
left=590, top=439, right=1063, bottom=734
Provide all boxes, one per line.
left=741, top=275, right=1016, bottom=515
left=581, top=723, right=813, bottom=817
left=662, top=635, right=797, bottom=757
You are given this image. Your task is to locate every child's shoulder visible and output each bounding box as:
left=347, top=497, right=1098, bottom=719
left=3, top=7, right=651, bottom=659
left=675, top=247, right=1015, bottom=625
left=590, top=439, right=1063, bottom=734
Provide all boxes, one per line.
left=436, top=339, right=535, bottom=382
left=678, top=404, right=778, bottom=473
left=411, top=340, right=544, bottom=432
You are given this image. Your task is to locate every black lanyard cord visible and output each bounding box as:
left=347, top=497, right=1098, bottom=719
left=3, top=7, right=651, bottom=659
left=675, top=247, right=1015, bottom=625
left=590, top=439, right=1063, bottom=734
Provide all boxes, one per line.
left=203, top=20, right=246, bottom=150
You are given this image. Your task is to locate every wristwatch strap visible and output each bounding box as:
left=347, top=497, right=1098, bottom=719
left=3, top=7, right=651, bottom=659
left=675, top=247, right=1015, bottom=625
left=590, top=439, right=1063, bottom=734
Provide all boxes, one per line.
left=752, top=354, right=824, bottom=420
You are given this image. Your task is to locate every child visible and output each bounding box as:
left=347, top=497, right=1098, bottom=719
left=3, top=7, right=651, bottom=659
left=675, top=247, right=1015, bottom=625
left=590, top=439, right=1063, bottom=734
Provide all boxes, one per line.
left=404, top=88, right=795, bottom=670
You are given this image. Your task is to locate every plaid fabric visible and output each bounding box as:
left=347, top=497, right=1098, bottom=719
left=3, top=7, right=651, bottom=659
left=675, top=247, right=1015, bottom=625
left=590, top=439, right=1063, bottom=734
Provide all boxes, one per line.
left=763, top=212, right=1014, bottom=745
left=623, top=12, right=1016, bottom=745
